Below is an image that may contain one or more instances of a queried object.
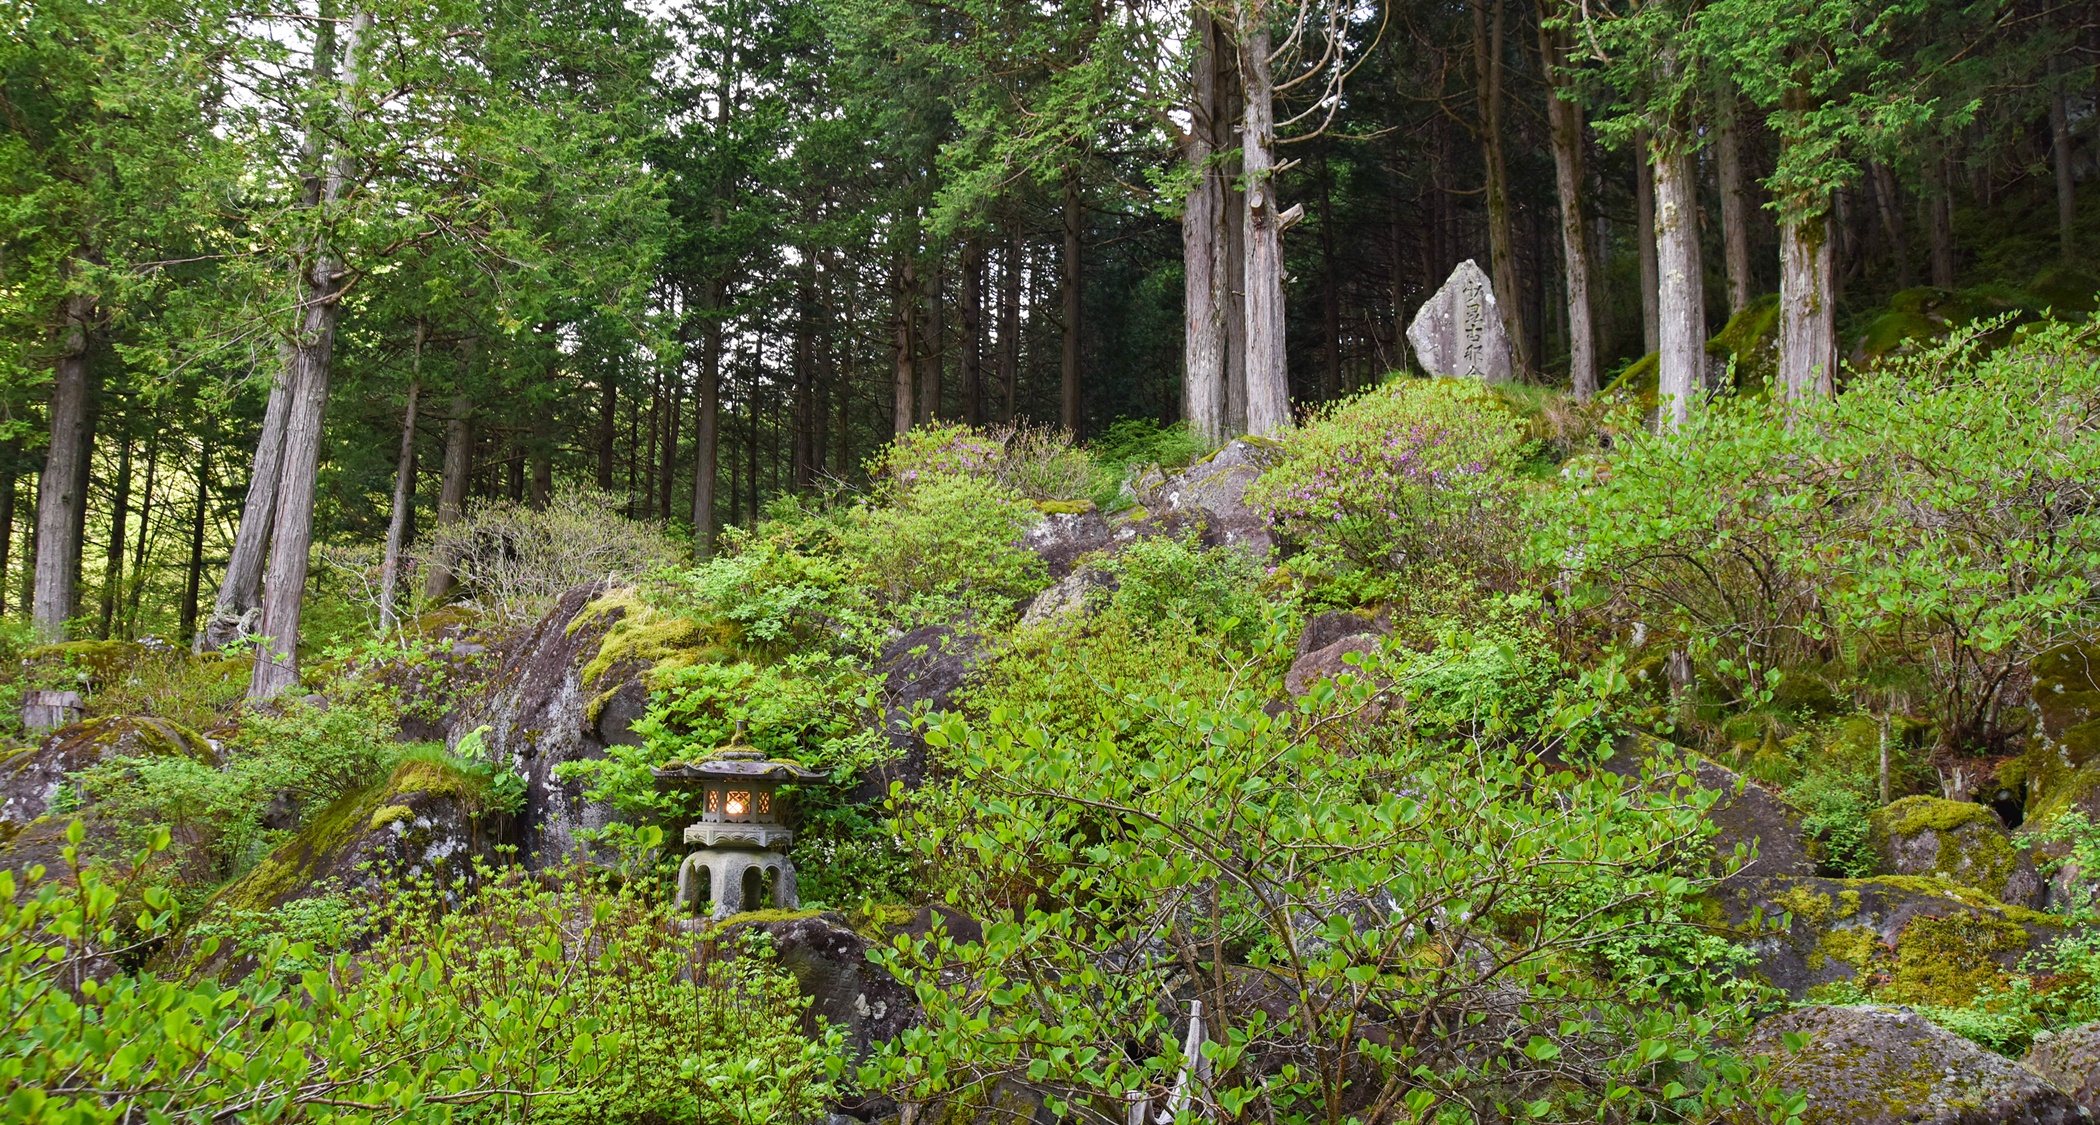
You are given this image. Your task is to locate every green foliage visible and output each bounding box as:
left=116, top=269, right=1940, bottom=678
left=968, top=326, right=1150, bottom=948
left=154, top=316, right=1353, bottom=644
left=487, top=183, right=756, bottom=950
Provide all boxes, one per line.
left=229, top=693, right=404, bottom=810
left=1247, top=379, right=1535, bottom=599
left=840, top=472, right=1046, bottom=627
left=869, top=421, right=1098, bottom=504
left=0, top=828, right=834, bottom=1122
left=873, top=632, right=1770, bottom=1120
left=684, top=509, right=873, bottom=654
left=413, top=488, right=686, bottom=626
left=1544, top=321, right=2100, bottom=752
left=1096, top=533, right=1268, bottom=643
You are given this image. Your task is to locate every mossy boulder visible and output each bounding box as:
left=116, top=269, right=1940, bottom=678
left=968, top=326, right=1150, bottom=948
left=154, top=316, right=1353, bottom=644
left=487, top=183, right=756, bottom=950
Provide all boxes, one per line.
left=1868, top=795, right=2041, bottom=907
left=2024, top=643, right=2100, bottom=827
left=447, top=583, right=713, bottom=868
left=19, top=639, right=150, bottom=692
left=1149, top=437, right=1279, bottom=555
left=0, top=715, right=217, bottom=878
left=2027, top=1022, right=2100, bottom=1115
left=1749, top=1005, right=2081, bottom=1125
left=713, top=910, right=916, bottom=1063
left=171, top=756, right=504, bottom=979
left=1715, top=874, right=2060, bottom=1003
left=1598, top=736, right=1817, bottom=883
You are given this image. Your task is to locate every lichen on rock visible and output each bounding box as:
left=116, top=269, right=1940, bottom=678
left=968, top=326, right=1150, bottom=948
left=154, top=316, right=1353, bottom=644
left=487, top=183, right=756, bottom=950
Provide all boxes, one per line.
left=1749, top=1004, right=2081, bottom=1125
left=1868, top=794, right=2040, bottom=907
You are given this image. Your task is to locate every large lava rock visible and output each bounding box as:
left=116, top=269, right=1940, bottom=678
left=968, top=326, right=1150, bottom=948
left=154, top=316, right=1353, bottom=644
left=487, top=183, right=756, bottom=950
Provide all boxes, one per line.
left=2028, top=1022, right=2100, bottom=1114
left=448, top=584, right=702, bottom=866
left=855, top=626, right=990, bottom=801
left=170, top=756, right=506, bottom=978
left=0, top=715, right=220, bottom=880
left=716, top=910, right=917, bottom=1062
left=1134, top=438, right=1282, bottom=555
left=1748, top=1005, right=2081, bottom=1124
left=1023, top=508, right=1115, bottom=579
left=1868, top=795, right=2041, bottom=907
left=1286, top=635, right=1385, bottom=698
left=1717, top=874, right=2059, bottom=1002
left=1598, top=737, right=1817, bottom=883
left=1017, top=568, right=1116, bottom=630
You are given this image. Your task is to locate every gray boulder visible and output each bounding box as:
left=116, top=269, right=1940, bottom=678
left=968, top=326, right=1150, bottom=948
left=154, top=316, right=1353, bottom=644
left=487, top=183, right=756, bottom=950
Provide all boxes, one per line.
left=1285, top=635, right=1384, bottom=698
left=1296, top=610, right=1387, bottom=661
left=1869, top=795, right=2042, bottom=908
left=717, top=911, right=916, bottom=1062
left=854, top=626, right=990, bottom=801
left=1598, top=737, right=1817, bottom=883
left=1018, top=568, right=1116, bottom=629
left=1717, top=874, right=2059, bottom=1001
left=2027, top=1022, right=2100, bottom=1114
left=1023, top=508, right=1114, bottom=579
left=1144, top=438, right=1283, bottom=555
left=1748, top=1005, right=2081, bottom=1124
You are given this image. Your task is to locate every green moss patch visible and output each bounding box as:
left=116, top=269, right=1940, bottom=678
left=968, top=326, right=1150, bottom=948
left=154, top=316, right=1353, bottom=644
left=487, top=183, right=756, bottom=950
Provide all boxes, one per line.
left=1879, top=913, right=2031, bottom=1007
left=569, top=588, right=712, bottom=697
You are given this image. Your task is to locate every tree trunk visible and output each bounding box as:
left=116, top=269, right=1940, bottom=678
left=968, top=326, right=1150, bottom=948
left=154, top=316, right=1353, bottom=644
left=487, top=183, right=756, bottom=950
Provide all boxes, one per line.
left=693, top=279, right=723, bottom=555
left=1779, top=204, right=1836, bottom=399
left=1061, top=167, right=1084, bottom=434
left=378, top=325, right=421, bottom=633
left=999, top=230, right=1021, bottom=422
left=595, top=376, right=617, bottom=489
left=124, top=428, right=160, bottom=635
left=0, top=440, right=17, bottom=616
left=917, top=253, right=942, bottom=425
left=202, top=356, right=290, bottom=651
left=1540, top=19, right=1596, bottom=399
left=961, top=237, right=984, bottom=425
left=422, top=389, right=472, bottom=601
left=1182, top=4, right=1229, bottom=442
left=1634, top=127, right=1660, bottom=356
left=2051, top=85, right=2076, bottom=263
left=97, top=429, right=131, bottom=640
left=1472, top=0, right=1529, bottom=377
left=1239, top=7, right=1291, bottom=436
left=1714, top=85, right=1756, bottom=315
left=1318, top=150, right=1342, bottom=400
left=1869, top=162, right=1912, bottom=289
left=529, top=414, right=551, bottom=510
left=1653, top=131, right=1705, bottom=431
left=747, top=353, right=760, bottom=526
left=1928, top=146, right=1956, bottom=287
left=33, top=293, right=96, bottom=640
left=181, top=439, right=208, bottom=644
left=894, top=254, right=916, bottom=435
left=793, top=262, right=815, bottom=490
left=641, top=373, right=659, bottom=515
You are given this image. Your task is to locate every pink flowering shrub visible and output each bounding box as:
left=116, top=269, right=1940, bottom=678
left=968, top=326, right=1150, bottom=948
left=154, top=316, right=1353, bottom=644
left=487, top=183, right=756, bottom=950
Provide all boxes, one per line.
left=1246, top=379, right=1532, bottom=575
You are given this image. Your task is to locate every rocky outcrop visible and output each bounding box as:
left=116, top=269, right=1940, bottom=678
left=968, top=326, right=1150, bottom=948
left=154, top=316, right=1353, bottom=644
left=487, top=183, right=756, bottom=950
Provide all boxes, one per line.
left=1296, top=610, right=1387, bottom=661
left=1285, top=635, right=1383, bottom=698
left=1129, top=438, right=1283, bottom=555
left=2027, top=1022, right=2100, bottom=1115
left=1750, top=1005, right=2081, bottom=1125
left=1023, top=508, right=1115, bottom=579
left=716, top=911, right=916, bottom=1062
left=448, top=584, right=692, bottom=866
left=1868, top=796, right=2040, bottom=907
left=1017, top=568, right=1116, bottom=629
left=856, top=626, right=990, bottom=801
left=172, top=756, right=506, bottom=979
left=1598, top=738, right=1817, bottom=883
left=0, top=716, right=219, bottom=881
left=1717, top=875, right=2058, bottom=1002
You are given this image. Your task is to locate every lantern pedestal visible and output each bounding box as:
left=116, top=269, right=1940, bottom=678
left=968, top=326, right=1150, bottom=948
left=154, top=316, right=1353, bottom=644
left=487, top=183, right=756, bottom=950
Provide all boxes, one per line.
left=676, top=846, right=799, bottom=918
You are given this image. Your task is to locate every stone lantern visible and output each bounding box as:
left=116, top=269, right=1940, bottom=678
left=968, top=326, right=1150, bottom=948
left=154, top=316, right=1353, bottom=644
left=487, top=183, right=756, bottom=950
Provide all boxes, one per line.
left=652, top=732, right=825, bottom=919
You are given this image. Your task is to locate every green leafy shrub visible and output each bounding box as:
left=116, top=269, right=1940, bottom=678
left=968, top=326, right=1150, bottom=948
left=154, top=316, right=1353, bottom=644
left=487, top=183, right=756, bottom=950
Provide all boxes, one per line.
left=411, top=487, right=684, bottom=626
left=875, top=635, right=1769, bottom=1121
left=838, top=472, right=1045, bottom=627
left=870, top=420, right=1098, bottom=504
left=1246, top=378, right=1535, bottom=600
left=683, top=512, right=871, bottom=654
left=1545, top=320, right=2100, bottom=754
left=0, top=827, right=835, bottom=1123
left=1097, top=533, right=1268, bottom=643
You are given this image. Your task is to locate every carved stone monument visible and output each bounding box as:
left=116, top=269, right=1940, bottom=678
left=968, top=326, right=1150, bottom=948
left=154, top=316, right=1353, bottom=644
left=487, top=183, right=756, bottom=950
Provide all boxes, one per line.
left=1406, top=259, right=1512, bottom=382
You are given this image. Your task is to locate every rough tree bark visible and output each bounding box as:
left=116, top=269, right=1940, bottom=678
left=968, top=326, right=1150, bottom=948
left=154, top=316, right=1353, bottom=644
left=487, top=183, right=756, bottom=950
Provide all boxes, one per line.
left=32, top=292, right=96, bottom=641
left=377, top=323, right=420, bottom=634
left=0, top=439, right=18, bottom=616
left=1471, top=0, right=1529, bottom=377
left=1182, top=4, right=1229, bottom=442
left=1540, top=18, right=1596, bottom=399
left=1318, top=150, right=1342, bottom=399
left=1927, top=146, right=1955, bottom=288
left=202, top=355, right=290, bottom=651
left=1061, top=167, right=1083, bottom=434
left=421, top=388, right=472, bottom=601
left=917, top=253, right=942, bottom=426
left=894, top=253, right=916, bottom=435
left=692, top=278, right=723, bottom=556
left=1869, top=162, right=1912, bottom=289
left=1779, top=205, right=1835, bottom=399
left=1715, top=79, right=1755, bottom=315
left=1652, top=128, right=1705, bottom=431
left=1239, top=4, right=1292, bottom=436
left=999, top=231, right=1020, bottom=422
left=97, top=428, right=131, bottom=640
left=1634, top=127, right=1660, bottom=356
left=2051, top=82, right=2076, bottom=263
left=961, top=237, right=983, bottom=425
left=180, top=440, right=208, bottom=644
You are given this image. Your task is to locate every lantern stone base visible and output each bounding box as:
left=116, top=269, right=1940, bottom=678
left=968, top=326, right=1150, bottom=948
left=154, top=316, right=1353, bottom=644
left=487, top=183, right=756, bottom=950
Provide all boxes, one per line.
left=676, top=845, right=799, bottom=919
left=683, top=822, right=794, bottom=849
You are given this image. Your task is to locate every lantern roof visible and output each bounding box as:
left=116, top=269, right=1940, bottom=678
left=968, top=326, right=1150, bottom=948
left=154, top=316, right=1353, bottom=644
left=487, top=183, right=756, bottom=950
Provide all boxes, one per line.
left=652, top=748, right=826, bottom=784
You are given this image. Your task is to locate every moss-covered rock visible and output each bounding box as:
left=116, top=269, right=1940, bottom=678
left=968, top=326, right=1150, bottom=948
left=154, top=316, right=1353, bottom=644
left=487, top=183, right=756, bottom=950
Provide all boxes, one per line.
left=1868, top=795, right=2041, bottom=907
left=1748, top=1005, right=2081, bottom=1125
left=170, top=756, right=504, bottom=979
left=449, top=583, right=714, bottom=868
left=1715, top=874, right=2059, bottom=1003
left=0, top=715, right=218, bottom=877
left=19, top=640, right=149, bottom=692
left=2026, top=1022, right=2100, bottom=1115
left=1598, top=735, right=1817, bottom=882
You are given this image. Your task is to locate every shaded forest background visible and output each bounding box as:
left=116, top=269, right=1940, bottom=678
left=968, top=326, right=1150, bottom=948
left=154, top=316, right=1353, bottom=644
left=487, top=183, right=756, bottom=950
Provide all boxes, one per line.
left=2, top=0, right=2095, bottom=666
